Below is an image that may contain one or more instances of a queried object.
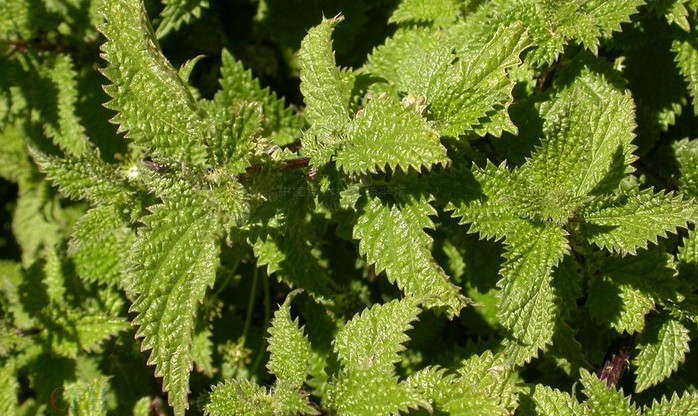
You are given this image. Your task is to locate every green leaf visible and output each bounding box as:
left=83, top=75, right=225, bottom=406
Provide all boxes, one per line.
left=267, top=290, right=310, bottom=389
left=633, top=316, right=691, bottom=392
left=35, top=251, right=129, bottom=357
left=12, top=182, right=63, bottom=266
left=403, top=365, right=449, bottom=410
left=584, top=0, right=646, bottom=37
left=365, top=22, right=529, bottom=137
left=490, top=0, right=643, bottom=65
left=644, top=392, right=698, bottom=416
left=72, top=312, right=130, bottom=355
left=42, top=246, right=65, bottom=303
left=99, top=0, right=209, bottom=166
left=353, top=194, right=467, bottom=316
left=335, top=94, right=448, bottom=174
left=0, top=122, right=31, bottom=183
left=334, top=298, right=421, bottom=374
left=364, top=26, right=451, bottom=97
left=450, top=164, right=581, bottom=367
left=31, top=149, right=135, bottom=206
left=299, top=15, right=351, bottom=166
left=156, top=0, right=209, bottom=38
left=214, top=49, right=301, bottom=145
left=580, top=368, right=640, bottom=416
left=428, top=22, right=530, bottom=136
left=129, top=186, right=221, bottom=415
left=673, top=27, right=698, bottom=112
left=437, top=352, right=517, bottom=415
left=271, top=383, right=320, bottom=416
left=524, top=70, right=637, bottom=200
left=40, top=304, right=128, bottom=359
left=449, top=161, right=527, bottom=242
left=207, top=100, right=262, bottom=175
left=178, top=55, right=206, bottom=83
left=388, top=0, right=460, bottom=27
left=252, top=227, right=336, bottom=301
left=520, top=384, right=585, bottom=416
left=0, top=361, right=18, bottom=416
left=192, top=327, right=215, bottom=377
left=451, top=160, right=569, bottom=364
left=580, top=187, right=697, bottom=255
left=499, top=222, right=569, bottom=365
left=553, top=257, right=584, bottom=321
left=328, top=369, right=424, bottom=416
left=678, top=227, right=698, bottom=288
left=674, top=138, right=698, bottom=198
left=64, top=376, right=110, bottom=416
left=133, top=397, right=152, bottom=416
left=0, top=261, right=34, bottom=330
left=42, top=54, right=89, bottom=156
left=69, top=205, right=134, bottom=287
left=0, top=0, right=31, bottom=40
left=204, top=380, right=272, bottom=416
left=587, top=250, right=678, bottom=334
left=651, top=0, right=692, bottom=31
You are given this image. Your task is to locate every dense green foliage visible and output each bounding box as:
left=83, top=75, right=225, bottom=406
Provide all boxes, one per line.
left=3, top=0, right=698, bottom=414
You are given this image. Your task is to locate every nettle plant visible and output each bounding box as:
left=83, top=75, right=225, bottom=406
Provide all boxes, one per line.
left=4, top=0, right=698, bottom=414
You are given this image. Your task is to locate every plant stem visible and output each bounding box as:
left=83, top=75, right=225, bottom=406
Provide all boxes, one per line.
left=240, top=266, right=259, bottom=345
left=250, top=269, right=271, bottom=377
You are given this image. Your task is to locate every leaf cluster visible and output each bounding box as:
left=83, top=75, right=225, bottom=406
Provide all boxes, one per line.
left=3, top=0, right=698, bottom=415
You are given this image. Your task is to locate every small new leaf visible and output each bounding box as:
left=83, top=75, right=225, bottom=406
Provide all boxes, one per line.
left=491, top=0, right=643, bottom=65
left=404, top=365, right=450, bottom=409
left=450, top=163, right=570, bottom=365
left=588, top=275, right=654, bottom=335
left=674, top=138, right=698, bottom=198
left=587, top=250, right=679, bottom=334
left=0, top=363, right=19, bottom=415
left=252, top=228, right=336, bottom=301
left=208, top=101, right=262, bottom=175
left=365, top=26, right=451, bottom=98
left=449, top=161, right=527, bottom=242
left=0, top=123, right=30, bottom=183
